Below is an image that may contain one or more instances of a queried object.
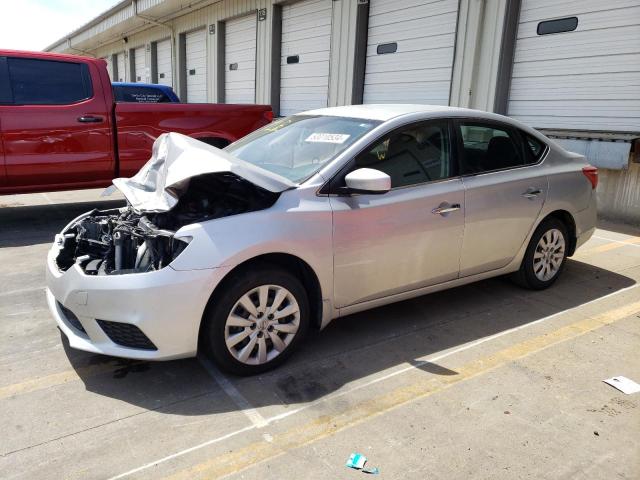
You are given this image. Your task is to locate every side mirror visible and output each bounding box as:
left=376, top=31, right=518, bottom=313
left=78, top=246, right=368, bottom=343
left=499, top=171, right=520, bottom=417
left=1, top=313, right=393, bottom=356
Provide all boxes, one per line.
left=344, top=168, right=391, bottom=195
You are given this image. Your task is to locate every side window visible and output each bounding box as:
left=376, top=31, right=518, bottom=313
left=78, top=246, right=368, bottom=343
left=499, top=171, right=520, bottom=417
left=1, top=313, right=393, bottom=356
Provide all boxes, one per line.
left=0, top=57, right=11, bottom=104
left=521, top=132, right=546, bottom=163
left=458, top=123, right=524, bottom=174
left=354, top=121, right=452, bottom=188
left=7, top=58, right=93, bottom=105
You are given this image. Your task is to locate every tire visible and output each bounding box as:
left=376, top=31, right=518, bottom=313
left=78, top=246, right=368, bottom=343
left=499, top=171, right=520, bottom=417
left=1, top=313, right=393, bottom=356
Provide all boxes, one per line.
left=512, top=217, right=569, bottom=290
left=202, top=265, right=310, bottom=375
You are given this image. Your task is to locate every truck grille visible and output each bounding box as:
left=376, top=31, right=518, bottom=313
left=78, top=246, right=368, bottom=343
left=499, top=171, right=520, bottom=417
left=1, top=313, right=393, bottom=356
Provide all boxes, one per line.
left=96, top=320, right=157, bottom=350
left=57, top=302, right=86, bottom=334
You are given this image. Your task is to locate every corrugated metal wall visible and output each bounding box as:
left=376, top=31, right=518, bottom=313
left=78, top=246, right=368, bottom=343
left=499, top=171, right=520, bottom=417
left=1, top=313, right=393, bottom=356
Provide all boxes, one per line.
left=85, top=0, right=359, bottom=108
left=508, top=0, right=640, bottom=132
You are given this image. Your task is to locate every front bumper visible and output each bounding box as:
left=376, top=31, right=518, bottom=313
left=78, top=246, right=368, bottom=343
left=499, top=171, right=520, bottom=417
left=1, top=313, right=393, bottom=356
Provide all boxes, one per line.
left=46, top=246, right=231, bottom=360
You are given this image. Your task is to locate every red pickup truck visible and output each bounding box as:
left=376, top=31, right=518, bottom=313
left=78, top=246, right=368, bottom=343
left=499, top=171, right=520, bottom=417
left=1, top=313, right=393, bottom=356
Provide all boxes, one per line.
left=0, top=50, right=273, bottom=195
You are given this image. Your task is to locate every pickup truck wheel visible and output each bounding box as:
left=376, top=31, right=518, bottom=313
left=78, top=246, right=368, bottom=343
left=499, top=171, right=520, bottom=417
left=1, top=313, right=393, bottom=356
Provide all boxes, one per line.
left=203, top=266, right=309, bottom=375
left=512, top=218, right=568, bottom=290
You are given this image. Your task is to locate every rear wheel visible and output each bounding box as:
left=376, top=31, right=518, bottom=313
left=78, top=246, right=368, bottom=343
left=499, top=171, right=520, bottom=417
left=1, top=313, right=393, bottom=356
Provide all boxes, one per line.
left=512, top=217, right=568, bottom=290
left=202, top=265, right=309, bottom=375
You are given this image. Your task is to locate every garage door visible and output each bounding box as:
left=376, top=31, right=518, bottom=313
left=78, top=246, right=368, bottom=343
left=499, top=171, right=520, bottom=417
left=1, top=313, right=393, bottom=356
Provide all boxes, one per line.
left=156, top=38, right=173, bottom=87
left=508, top=0, right=640, bottom=132
left=225, top=13, right=257, bottom=104
left=363, top=0, right=459, bottom=105
left=116, top=52, right=126, bottom=82
left=280, top=0, right=332, bottom=116
left=185, top=29, right=207, bottom=103
left=134, top=46, right=146, bottom=82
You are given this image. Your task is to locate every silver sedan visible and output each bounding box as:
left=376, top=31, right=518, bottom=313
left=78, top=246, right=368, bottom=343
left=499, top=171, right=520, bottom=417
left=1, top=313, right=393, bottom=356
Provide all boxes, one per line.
left=46, top=105, right=597, bottom=375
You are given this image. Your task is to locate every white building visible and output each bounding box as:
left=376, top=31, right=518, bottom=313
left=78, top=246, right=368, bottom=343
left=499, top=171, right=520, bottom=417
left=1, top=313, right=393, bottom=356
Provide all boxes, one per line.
left=47, top=0, right=640, bottom=223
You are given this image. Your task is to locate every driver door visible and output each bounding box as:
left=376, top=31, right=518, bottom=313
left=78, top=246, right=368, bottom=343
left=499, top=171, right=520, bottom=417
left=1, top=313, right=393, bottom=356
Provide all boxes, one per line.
left=329, top=120, right=465, bottom=308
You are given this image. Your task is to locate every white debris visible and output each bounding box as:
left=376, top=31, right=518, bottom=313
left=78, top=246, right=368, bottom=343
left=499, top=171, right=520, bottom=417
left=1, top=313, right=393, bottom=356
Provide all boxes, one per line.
left=603, top=376, right=640, bottom=394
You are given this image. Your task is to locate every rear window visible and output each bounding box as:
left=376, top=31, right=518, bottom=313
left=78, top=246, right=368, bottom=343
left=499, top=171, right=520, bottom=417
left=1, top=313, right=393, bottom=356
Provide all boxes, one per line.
left=7, top=57, right=93, bottom=105
left=114, top=85, right=173, bottom=103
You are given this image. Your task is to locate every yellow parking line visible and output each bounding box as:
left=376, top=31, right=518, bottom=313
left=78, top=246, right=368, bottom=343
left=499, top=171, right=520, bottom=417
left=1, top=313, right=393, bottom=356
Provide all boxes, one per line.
left=0, top=363, right=117, bottom=400
left=162, top=300, right=640, bottom=480
left=577, top=236, right=640, bottom=256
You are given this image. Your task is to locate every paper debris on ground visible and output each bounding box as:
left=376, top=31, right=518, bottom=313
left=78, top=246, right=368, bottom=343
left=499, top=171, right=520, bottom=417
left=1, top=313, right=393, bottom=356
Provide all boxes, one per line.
left=603, top=376, right=640, bottom=394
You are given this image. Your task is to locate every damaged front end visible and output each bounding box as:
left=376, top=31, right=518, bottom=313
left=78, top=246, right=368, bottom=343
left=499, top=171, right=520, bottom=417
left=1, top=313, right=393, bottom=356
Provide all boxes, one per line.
left=55, top=172, right=279, bottom=275
left=54, top=207, right=186, bottom=275
left=53, top=132, right=292, bottom=276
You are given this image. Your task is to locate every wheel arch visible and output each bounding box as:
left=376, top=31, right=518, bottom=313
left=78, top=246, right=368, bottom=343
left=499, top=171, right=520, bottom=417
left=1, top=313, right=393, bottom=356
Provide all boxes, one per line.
left=196, top=136, right=231, bottom=149
left=198, top=252, right=324, bottom=347
left=542, top=209, right=577, bottom=256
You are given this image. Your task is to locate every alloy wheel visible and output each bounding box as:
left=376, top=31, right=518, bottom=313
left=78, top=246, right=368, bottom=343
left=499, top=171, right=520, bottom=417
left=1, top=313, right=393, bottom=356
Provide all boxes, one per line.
left=533, top=228, right=565, bottom=282
left=224, top=284, right=300, bottom=365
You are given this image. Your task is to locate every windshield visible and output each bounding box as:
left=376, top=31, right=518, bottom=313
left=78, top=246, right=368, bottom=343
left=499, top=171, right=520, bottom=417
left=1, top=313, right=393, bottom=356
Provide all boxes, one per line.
left=225, top=115, right=381, bottom=183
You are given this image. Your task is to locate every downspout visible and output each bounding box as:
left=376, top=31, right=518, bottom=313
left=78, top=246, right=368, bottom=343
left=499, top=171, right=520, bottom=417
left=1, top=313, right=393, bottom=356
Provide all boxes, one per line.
left=131, top=0, right=177, bottom=86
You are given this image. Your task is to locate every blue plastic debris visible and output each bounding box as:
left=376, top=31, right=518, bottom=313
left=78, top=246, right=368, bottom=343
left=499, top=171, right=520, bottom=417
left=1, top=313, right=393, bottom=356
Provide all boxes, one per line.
left=346, top=453, right=380, bottom=474
left=346, top=453, right=367, bottom=470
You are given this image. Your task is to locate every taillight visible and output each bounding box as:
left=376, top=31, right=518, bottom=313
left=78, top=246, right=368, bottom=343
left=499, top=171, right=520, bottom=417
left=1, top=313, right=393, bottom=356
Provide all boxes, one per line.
left=582, top=166, right=598, bottom=189
left=263, top=110, right=274, bottom=123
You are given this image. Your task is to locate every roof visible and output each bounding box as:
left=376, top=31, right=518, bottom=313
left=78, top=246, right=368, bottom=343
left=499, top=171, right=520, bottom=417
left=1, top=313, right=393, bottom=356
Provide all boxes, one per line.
left=302, top=104, right=505, bottom=122
left=0, top=49, right=99, bottom=63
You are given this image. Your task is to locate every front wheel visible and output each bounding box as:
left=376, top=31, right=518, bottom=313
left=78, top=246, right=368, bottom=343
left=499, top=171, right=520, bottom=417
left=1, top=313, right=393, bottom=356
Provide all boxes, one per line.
left=202, top=266, right=309, bottom=375
left=512, top=218, right=568, bottom=290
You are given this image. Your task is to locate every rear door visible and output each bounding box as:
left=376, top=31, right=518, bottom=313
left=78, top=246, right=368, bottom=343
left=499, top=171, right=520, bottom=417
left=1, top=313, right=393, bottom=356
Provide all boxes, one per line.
left=0, top=56, right=115, bottom=189
left=456, top=120, right=548, bottom=277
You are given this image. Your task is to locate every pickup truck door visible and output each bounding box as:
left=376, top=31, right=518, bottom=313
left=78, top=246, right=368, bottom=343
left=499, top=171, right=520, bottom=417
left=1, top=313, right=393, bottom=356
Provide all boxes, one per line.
left=0, top=56, right=115, bottom=190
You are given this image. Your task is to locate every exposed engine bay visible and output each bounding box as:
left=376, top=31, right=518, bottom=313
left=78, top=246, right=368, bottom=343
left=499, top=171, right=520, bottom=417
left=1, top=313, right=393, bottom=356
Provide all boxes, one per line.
left=55, top=173, right=279, bottom=275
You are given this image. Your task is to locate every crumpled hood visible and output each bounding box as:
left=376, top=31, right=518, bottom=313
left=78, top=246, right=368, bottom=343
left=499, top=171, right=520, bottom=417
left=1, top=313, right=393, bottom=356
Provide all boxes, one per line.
left=112, top=132, right=294, bottom=212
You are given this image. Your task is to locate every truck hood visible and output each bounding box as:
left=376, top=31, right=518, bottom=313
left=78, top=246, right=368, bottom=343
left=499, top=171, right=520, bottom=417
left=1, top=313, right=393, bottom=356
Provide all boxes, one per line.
left=112, top=132, right=294, bottom=213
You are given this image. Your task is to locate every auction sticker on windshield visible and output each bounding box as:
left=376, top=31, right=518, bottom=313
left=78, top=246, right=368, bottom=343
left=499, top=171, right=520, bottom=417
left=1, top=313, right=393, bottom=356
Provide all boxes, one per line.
left=305, top=133, right=351, bottom=144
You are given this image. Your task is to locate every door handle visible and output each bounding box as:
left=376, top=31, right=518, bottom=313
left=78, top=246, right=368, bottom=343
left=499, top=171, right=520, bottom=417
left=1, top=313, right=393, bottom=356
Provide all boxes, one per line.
left=432, top=203, right=461, bottom=215
left=77, top=115, right=104, bottom=123
left=522, top=188, right=542, bottom=199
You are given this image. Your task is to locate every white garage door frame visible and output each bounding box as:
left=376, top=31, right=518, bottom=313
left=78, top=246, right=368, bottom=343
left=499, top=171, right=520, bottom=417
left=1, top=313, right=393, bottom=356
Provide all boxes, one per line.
left=274, top=0, right=334, bottom=117
left=152, top=38, right=173, bottom=87
left=181, top=28, right=208, bottom=103
left=500, top=0, right=640, bottom=133
left=218, top=12, right=258, bottom=104
left=359, top=0, right=460, bottom=106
